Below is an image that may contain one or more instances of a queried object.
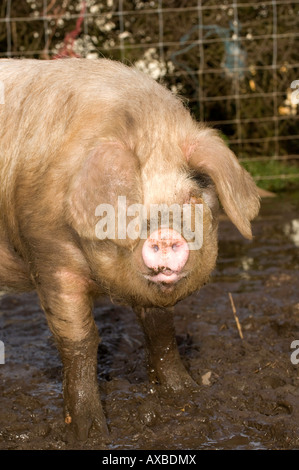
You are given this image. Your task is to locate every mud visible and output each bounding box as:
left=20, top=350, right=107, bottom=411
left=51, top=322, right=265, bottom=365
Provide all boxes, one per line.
left=0, top=193, right=298, bottom=450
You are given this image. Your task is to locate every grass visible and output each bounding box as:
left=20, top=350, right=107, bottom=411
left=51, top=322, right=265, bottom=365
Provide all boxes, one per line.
left=219, top=133, right=299, bottom=193
left=241, top=159, right=299, bottom=193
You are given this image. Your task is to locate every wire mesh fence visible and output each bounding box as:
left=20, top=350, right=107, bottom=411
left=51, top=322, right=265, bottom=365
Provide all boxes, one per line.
left=0, top=0, right=299, bottom=188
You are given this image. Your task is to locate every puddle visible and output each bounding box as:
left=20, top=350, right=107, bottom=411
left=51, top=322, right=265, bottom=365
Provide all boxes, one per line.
left=0, top=193, right=299, bottom=450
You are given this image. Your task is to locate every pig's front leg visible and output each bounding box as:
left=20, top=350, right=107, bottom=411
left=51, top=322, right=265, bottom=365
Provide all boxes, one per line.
left=57, top=326, right=107, bottom=441
left=135, top=307, right=197, bottom=391
left=33, top=265, right=107, bottom=441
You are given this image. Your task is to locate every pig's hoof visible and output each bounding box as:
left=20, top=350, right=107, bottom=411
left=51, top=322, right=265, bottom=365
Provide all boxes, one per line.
left=69, top=414, right=109, bottom=442
left=150, top=365, right=199, bottom=393
left=65, top=413, right=109, bottom=443
left=163, top=374, right=198, bottom=393
left=64, top=400, right=109, bottom=442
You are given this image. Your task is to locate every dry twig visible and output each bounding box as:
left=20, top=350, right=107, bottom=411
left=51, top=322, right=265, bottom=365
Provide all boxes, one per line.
left=228, top=292, right=244, bottom=340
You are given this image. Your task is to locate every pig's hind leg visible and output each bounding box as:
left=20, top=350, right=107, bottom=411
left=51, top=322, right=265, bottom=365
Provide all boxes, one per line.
left=135, top=307, right=197, bottom=391
left=0, top=243, right=33, bottom=292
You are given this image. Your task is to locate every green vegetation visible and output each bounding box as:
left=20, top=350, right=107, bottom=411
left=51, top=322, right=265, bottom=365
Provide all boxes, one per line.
left=241, top=159, right=299, bottom=193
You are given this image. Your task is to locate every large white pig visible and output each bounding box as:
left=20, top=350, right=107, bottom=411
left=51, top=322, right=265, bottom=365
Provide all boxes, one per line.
left=0, top=58, right=260, bottom=440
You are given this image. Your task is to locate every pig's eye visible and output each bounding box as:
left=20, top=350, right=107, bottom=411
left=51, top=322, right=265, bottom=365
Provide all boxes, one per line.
left=192, top=173, right=212, bottom=188
left=172, top=243, right=179, bottom=252
left=152, top=244, right=159, bottom=252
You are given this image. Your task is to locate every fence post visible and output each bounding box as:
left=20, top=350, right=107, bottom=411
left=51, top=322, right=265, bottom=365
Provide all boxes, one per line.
left=0, top=341, right=4, bottom=364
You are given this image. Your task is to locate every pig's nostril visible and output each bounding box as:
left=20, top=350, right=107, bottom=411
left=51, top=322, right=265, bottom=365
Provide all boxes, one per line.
left=142, top=228, right=189, bottom=275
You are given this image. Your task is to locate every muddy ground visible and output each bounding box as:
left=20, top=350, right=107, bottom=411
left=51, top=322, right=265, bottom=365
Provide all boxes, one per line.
left=0, top=193, right=298, bottom=450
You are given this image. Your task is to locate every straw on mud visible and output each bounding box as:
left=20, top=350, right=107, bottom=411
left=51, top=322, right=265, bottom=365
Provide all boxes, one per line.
left=228, top=292, right=244, bottom=340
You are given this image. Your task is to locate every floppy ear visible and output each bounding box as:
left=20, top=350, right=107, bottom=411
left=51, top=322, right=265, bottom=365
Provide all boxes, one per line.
left=186, top=128, right=260, bottom=239
left=67, top=141, right=141, bottom=240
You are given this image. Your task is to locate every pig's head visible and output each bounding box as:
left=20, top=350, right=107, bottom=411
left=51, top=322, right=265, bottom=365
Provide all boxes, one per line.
left=67, top=126, right=260, bottom=308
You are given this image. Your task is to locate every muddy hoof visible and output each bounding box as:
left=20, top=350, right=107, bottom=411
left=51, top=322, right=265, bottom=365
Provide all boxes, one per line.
left=63, top=380, right=109, bottom=442
left=150, top=363, right=199, bottom=393
left=64, top=405, right=109, bottom=442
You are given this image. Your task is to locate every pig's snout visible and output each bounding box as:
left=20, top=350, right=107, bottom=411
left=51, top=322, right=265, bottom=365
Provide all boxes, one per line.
left=142, top=228, right=189, bottom=284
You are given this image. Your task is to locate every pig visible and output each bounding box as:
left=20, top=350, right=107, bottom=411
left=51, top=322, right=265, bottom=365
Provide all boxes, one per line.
left=0, top=58, right=260, bottom=440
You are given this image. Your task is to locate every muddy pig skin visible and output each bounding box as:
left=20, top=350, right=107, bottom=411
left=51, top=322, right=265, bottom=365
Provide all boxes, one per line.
left=0, top=58, right=260, bottom=440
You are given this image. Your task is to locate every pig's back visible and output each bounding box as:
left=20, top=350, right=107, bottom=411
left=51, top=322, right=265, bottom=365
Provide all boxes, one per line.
left=0, top=58, right=192, bottom=187
left=0, top=58, right=194, bottom=242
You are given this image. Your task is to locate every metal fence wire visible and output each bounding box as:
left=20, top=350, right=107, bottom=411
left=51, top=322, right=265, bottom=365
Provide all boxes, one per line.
left=0, top=0, right=299, bottom=184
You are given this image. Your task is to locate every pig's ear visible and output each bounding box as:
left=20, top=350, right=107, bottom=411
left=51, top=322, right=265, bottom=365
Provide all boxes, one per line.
left=67, top=141, right=141, bottom=239
left=186, top=128, right=260, bottom=239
